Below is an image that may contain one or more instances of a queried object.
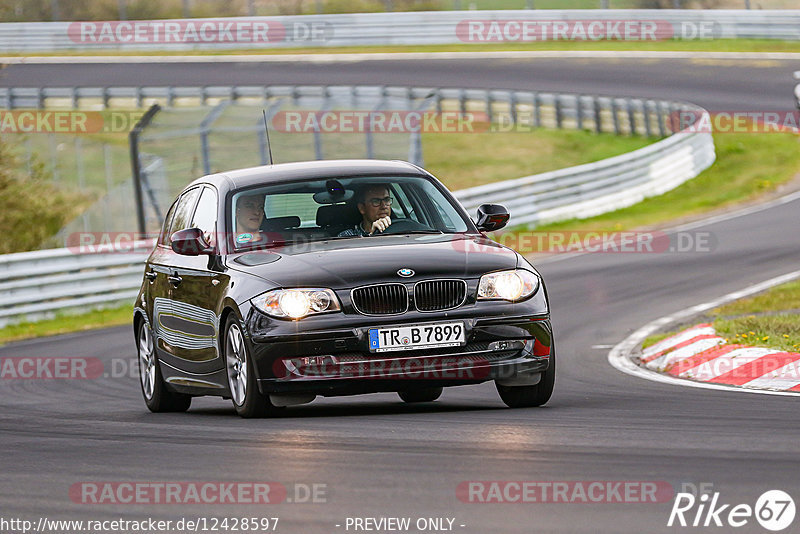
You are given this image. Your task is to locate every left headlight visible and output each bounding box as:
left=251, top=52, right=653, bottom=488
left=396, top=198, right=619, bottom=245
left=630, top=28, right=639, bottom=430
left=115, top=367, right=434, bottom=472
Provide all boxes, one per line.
left=477, top=269, right=540, bottom=302
left=251, top=288, right=341, bottom=320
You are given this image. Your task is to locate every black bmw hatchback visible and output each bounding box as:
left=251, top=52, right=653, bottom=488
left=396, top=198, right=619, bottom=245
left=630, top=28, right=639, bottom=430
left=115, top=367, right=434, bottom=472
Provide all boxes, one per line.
left=134, top=160, right=554, bottom=417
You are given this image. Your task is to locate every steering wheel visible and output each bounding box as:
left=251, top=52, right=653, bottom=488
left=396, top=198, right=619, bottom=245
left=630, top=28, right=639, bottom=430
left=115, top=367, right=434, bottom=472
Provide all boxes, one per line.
left=380, top=218, right=434, bottom=235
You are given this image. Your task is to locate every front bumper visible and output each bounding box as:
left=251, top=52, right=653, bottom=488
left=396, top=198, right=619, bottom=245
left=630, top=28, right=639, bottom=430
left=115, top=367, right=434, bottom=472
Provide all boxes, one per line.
left=245, top=308, right=552, bottom=397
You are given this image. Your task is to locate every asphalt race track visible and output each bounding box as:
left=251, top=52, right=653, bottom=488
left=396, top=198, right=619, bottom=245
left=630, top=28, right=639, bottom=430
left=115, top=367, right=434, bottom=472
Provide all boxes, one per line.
left=1, top=57, right=800, bottom=533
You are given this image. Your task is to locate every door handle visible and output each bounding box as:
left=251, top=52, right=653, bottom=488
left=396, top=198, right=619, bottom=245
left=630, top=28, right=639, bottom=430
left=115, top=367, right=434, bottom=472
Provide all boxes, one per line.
left=145, top=270, right=157, bottom=282
left=168, top=273, right=182, bottom=286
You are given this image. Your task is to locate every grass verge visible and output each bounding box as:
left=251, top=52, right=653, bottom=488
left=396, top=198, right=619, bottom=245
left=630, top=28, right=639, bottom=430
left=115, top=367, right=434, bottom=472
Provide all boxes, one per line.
left=643, top=280, right=800, bottom=353
left=7, top=39, right=800, bottom=57
left=423, top=128, right=652, bottom=190
left=0, top=304, right=133, bottom=346
left=711, top=280, right=800, bottom=353
left=521, top=132, right=800, bottom=234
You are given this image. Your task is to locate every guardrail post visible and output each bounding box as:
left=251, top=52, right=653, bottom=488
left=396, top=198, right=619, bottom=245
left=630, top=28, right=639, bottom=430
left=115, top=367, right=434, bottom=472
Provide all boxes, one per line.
left=167, top=87, right=175, bottom=107
left=71, top=87, right=79, bottom=109
left=593, top=96, right=603, bottom=133
left=656, top=101, right=667, bottom=137
left=555, top=95, right=563, bottom=129
left=129, top=104, right=161, bottom=235
left=611, top=98, right=620, bottom=135
left=643, top=101, right=653, bottom=137
left=667, top=103, right=679, bottom=133
left=509, top=92, right=517, bottom=126
left=576, top=95, right=584, bottom=131
left=486, top=93, right=493, bottom=124
left=135, top=87, right=143, bottom=108
left=626, top=98, right=637, bottom=136
left=534, top=93, right=542, bottom=128
left=37, top=88, right=46, bottom=110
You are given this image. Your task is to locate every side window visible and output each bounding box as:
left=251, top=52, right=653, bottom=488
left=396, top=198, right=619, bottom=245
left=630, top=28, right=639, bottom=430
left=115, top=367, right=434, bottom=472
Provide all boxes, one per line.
left=167, top=188, right=201, bottom=245
left=191, top=187, right=218, bottom=247
left=159, top=200, right=179, bottom=246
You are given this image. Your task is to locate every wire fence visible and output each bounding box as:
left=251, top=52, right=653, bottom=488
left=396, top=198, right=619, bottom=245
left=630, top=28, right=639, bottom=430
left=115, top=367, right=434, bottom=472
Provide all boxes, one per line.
left=133, top=86, right=426, bottom=233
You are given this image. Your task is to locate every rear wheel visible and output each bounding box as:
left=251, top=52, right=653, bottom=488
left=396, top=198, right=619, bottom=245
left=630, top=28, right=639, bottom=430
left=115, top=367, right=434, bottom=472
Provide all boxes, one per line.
left=398, top=386, right=443, bottom=403
left=224, top=315, right=281, bottom=418
left=137, top=320, right=191, bottom=413
left=496, top=351, right=555, bottom=408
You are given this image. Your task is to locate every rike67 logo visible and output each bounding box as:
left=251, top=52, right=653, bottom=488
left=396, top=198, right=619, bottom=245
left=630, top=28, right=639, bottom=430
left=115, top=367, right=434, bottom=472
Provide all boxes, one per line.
left=668, top=487, right=795, bottom=531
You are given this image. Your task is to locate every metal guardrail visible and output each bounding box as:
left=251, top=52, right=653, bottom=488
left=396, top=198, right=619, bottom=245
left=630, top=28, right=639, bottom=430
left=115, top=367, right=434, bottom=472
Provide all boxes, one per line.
left=0, top=84, right=686, bottom=138
left=1, top=10, right=800, bottom=52
left=0, top=243, right=152, bottom=327
left=0, top=84, right=714, bottom=326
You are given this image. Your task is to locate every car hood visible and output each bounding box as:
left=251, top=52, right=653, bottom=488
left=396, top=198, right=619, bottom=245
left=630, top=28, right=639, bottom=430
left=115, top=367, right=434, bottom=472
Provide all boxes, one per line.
left=227, top=234, right=519, bottom=289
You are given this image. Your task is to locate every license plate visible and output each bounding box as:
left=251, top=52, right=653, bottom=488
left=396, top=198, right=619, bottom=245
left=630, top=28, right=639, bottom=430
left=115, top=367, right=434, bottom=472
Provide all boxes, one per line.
left=368, top=322, right=466, bottom=353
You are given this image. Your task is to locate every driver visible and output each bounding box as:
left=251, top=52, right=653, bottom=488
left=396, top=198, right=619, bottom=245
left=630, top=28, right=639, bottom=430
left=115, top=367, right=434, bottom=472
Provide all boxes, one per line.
left=338, top=184, right=393, bottom=237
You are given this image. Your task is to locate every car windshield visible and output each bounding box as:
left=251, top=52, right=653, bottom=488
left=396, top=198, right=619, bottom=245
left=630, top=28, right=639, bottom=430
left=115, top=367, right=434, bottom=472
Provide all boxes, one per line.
left=230, top=175, right=470, bottom=249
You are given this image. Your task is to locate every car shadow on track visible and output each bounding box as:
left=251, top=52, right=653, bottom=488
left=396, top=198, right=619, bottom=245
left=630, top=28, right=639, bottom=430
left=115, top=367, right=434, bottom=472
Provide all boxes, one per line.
left=185, top=399, right=509, bottom=419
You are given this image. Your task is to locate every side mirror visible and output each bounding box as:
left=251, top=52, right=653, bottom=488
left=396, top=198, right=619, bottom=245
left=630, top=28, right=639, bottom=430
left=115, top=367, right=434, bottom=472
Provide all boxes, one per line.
left=171, top=228, right=213, bottom=256
left=476, top=204, right=510, bottom=232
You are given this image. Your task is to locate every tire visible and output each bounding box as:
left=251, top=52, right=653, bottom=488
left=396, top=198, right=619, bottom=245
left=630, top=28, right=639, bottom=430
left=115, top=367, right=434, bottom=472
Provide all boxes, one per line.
left=398, top=386, right=443, bottom=403
left=137, top=320, right=192, bottom=413
left=496, top=349, right=556, bottom=408
left=224, top=315, right=281, bottom=418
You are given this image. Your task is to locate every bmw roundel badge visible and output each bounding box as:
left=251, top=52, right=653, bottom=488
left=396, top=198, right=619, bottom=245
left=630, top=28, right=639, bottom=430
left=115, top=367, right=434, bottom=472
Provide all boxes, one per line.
left=397, top=268, right=415, bottom=278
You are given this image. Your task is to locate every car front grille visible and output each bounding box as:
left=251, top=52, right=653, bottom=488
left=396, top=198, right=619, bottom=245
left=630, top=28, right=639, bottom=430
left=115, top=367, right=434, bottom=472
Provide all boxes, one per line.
left=414, top=279, right=467, bottom=312
left=351, top=283, right=408, bottom=315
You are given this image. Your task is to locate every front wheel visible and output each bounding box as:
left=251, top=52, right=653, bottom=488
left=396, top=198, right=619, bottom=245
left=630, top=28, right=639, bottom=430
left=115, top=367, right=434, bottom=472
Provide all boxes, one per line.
left=398, top=386, right=443, bottom=403
left=137, top=320, right=191, bottom=413
left=496, top=351, right=555, bottom=408
left=224, top=315, right=281, bottom=418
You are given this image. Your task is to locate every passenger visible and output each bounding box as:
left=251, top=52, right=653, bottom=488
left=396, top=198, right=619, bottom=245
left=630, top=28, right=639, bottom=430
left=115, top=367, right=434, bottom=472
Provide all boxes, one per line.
left=338, top=184, right=393, bottom=237
left=235, top=193, right=267, bottom=244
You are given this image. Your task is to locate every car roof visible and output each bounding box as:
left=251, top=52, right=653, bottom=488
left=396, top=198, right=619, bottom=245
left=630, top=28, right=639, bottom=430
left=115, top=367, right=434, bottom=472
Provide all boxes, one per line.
left=186, top=159, right=429, bottom=193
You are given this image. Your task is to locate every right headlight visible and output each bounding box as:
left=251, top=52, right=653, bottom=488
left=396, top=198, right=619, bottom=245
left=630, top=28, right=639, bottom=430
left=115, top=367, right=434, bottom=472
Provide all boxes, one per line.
left=251, top=288, right=341, bottom=320
left=477, top=269, right=540, bottom=302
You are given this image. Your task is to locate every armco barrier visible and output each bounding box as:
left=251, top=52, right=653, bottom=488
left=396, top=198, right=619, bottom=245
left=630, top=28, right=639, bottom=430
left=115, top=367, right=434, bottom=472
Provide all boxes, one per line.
left=0, top=85, right=714, bottom=326
left=0, top=243, right=152, bottom=328
left=0, top=10, right=799, bottom=52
